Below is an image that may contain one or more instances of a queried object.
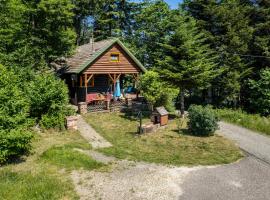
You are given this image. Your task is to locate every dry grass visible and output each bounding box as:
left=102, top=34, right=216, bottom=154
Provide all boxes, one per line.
left=84, top=112, right=243, bottom=166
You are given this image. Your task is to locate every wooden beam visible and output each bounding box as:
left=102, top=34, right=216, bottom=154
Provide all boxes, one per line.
left=113, top=74, right=116, bottom=83
left=116, top=74, right=121, bottom=81
left=80, top=75, right=83, bottom=87
left=84, top=74, right=87, bottom=87
left=132, top=73, right=139, bottom=81
left=86, top=74, right=93, bottom=83
left=108, top=74, right=114, bottom=82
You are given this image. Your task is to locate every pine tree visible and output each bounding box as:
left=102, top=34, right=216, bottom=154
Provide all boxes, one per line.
left=128, top=0, right=171, bottom=67
left=250, top=0, right=270, bottom=71
left=72, top=0, right=102, bottom=45
left=183, top=0, right=254, bottom=107
left=0, top=0, right=76, bottom=69
left=157, top=15, right=218, bottom=117
left=93, top=0, right=136, bottom=41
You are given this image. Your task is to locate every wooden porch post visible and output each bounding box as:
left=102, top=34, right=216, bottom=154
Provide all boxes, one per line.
left=108, top=74, right=121, bottom=95
left=132, top=73, right=139, bottom=87
left=84, top=74, right=87, bottom=101
left=84, top=74, right=94, bottom=102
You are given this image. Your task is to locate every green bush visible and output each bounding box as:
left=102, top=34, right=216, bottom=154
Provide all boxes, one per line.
left=0, top=65, right=33, bottom=163
left=188, top=105, right=219, bottom=136
left=0, top=129, right=33, bottom=163
left=27, top=73, right=74, bottom=129
left=139, top=71, right=178, bottom=111
left=0, top=65, right=32, bottom=130
left=247, top=68, right=270, bottom=116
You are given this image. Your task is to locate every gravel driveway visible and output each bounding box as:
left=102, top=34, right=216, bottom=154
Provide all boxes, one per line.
left=219, top=121, right=270, bottom=164
left=72, top=121, right=270, bottom=200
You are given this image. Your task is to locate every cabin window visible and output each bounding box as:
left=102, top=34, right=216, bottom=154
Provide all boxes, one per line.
left=110, top=53, right=120, bottom=62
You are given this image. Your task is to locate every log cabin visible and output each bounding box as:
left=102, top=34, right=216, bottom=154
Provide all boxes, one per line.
left=61, top=38, right=146, bottom=106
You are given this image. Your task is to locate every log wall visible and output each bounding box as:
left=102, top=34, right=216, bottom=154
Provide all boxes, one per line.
left=84, top=44, right=141, bottom=74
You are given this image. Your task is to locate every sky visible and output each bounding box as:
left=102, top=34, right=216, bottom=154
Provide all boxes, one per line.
left=132, top=0, right=183, bottom=9
left=163, top=0, right=183, bottom=9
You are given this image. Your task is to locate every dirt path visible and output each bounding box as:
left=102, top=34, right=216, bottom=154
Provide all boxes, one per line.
left=71, top=160, right=204, bottom=200
left=77, top=116, right=112, bottom=149
left=219, top=121, right=270, bottom=164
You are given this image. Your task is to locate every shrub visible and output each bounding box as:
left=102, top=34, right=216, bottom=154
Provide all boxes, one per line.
left=139, top=71, right=178, bottom=111
left=247, top=68, right=270, bottom=116
left=188, top=105, right=219, bottom=136
left=0, top=65, right=32, bottom=130
left=0, top=129, right=33, bottom=163
left=0, top=65, right=33, bottom=163
left=27, top=73, right=74, bottom=129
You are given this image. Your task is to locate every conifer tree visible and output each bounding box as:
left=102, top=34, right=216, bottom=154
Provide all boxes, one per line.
left=0, top=0, right=76, bottom=68
left=183, top=0, right=253, bottom=107
left=250, top=0, right=270, bottom=71
left=157, top=15, right=218, bottom=117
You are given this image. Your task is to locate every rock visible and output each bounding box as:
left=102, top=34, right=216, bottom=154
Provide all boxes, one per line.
left=66, top=115, right=78, bottom=130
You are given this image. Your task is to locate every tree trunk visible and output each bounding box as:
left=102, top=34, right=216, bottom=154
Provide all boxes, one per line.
left=207, top=87, right=213, bottom=104
left=180, top=89, right=185, bottom=118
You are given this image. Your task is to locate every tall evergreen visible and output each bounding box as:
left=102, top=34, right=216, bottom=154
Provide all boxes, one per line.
left=250, top=0, right=270, bottom=71
left=157, top=15, right=218, bottom=117
left=72, top=0, right=101, bottom=45
left=183, top=0, right=254, bottom=107
left=0, top=0, right=76, bottom=69
left=93, top=0, right=137, bottom=41
left=127, top=0, right=171, bottom=67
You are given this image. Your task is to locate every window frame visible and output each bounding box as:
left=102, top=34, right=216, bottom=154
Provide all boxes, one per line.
left=110, top=52, right=120, bottom=62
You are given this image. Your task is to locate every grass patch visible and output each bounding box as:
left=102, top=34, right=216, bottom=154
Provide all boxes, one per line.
left=0, top=169, right=77, bottom=200
left=0, top=130, right=103, bottom=200
left=215, top=108, right=270, bottom=136
left=41, top=144, right=103, bottom=170
left=84, top=112, right=242, bottom=166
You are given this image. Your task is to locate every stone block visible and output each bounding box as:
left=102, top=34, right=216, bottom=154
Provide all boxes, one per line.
left=78, top=102, right=87, bottom=114
left=65, top=115, right=78, bottom=130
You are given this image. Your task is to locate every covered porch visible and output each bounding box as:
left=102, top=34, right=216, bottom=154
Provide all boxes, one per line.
left=68, top=73, right=140, bottom=108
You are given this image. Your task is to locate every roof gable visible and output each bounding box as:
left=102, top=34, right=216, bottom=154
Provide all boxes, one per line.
left=65, top=38, right=146, bottom=74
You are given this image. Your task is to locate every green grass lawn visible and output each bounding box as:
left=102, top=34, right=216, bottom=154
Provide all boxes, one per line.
left=84, top=112, right=242, bottom=166
left=215, top=108, right=270, bottom=136
left=0, top=130, right=104, bottom=200
left=41, top=144, right=103, bottom=171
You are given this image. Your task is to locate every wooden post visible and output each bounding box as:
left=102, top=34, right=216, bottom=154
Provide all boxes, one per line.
left=84, top=74, right=88, bottom=101
left=113, top=74, right=116, bottom=93
left=108, top=74, right=121, bottom=96
left=80, top=75, right=83, bottom=87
